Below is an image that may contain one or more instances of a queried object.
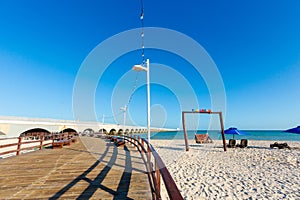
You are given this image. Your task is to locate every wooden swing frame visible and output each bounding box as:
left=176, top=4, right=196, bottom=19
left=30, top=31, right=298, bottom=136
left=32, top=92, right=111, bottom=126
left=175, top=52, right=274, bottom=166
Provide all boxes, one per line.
left=182, top=110, right=227, bottom=152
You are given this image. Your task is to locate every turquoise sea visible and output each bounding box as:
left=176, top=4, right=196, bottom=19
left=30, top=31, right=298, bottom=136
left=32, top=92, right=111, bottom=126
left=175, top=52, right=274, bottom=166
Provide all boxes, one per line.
left=138, top=130, right=300, bottom=141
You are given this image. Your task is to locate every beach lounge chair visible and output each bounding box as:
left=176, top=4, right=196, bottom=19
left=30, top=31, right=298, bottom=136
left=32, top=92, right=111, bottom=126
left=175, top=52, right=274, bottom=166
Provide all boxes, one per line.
left=238, top=139, right=248, bottom=148
left=227, top=139, right=236, bottom=148
left=270, top=142, right=290, bottom=149
left=194, top=134, right=213, bottom=144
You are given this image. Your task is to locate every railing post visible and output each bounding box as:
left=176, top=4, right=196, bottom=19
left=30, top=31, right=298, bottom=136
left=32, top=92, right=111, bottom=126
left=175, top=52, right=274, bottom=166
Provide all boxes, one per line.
left=52, top=133, right=56, bottom=148
left=134, top=135, right=136, bottom=146
left=147, top=144, right=151, bottom=173
left=39, top=132, right=44, bottom=150
left=129, top=134, right=131, bottom=142
left=141, top=139, right=145, bottom=153
left=155, top=161, right=161, bottom=194
left=16, top=137, right=22, bottom=156
left=138, top=136, right=141, bottom=152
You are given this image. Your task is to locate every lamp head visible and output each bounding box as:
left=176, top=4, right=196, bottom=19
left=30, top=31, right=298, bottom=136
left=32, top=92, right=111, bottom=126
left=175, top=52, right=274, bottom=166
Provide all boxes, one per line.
left=132, top=64, right=148, bottom=72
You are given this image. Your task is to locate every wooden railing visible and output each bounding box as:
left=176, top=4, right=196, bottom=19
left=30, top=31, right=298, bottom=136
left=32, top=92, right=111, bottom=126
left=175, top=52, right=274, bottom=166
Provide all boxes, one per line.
left=0, top=133, right=77, bottom=157
left=0, top=134, right=49, bottom=157
left=123, top=134, right=183, bottom=200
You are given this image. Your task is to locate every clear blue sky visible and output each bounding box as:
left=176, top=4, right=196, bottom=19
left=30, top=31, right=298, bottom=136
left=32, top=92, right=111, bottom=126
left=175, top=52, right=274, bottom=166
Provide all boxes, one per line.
left=0, top=0, right=299, bottom=130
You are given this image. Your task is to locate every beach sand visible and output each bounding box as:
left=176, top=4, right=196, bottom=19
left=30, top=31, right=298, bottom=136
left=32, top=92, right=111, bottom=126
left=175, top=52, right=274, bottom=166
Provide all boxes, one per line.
left=150, top=139, right=300, bottom=199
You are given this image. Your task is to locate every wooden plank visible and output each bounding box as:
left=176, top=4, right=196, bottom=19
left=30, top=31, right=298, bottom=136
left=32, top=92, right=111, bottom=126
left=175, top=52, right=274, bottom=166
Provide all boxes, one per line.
left=0, top=143, right=18, bottom=148
left=0, top=149, right=17, bottom=156
left=0, top=137, right=152, bottom=199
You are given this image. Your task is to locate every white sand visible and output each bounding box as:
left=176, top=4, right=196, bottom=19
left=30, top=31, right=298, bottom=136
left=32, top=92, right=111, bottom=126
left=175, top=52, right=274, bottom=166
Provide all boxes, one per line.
left=151, top=139, right=300, bottom=200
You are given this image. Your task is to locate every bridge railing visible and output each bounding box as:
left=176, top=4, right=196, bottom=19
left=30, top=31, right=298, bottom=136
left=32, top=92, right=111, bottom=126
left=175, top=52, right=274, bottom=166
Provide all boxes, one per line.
left=123, top=134, right=183, bottom=200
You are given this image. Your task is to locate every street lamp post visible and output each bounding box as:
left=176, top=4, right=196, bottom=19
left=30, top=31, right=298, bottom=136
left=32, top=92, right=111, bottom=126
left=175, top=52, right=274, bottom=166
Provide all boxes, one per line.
left=132, top=59, right=151, bottom=143
left=120, top=105, right=127, bottom=133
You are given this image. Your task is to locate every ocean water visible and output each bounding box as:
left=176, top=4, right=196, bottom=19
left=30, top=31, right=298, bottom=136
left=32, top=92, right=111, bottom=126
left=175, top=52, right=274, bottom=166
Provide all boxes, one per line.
left=138, top=130, right=300, bottom=141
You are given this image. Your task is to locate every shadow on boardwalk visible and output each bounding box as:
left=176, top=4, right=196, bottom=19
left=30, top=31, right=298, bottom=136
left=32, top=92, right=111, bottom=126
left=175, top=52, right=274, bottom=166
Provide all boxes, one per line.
left=50, top=143, right=132, bottom=200
left=0, top=137, right=151, bottom=199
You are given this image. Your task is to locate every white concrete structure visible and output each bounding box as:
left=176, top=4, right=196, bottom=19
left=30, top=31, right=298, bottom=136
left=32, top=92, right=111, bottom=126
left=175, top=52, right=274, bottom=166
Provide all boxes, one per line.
left=0, top=116, right=175, bottom=137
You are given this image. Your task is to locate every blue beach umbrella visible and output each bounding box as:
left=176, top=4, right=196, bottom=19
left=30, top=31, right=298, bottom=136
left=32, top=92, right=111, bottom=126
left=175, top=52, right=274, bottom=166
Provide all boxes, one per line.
left=284, top=126, right=300, bottom=134
left=224, top=127, right=246, bottom=139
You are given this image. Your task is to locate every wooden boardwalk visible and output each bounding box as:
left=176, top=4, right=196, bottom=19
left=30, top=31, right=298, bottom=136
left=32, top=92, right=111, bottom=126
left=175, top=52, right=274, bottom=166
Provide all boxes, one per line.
left=0, top=137, right=152, bottom=199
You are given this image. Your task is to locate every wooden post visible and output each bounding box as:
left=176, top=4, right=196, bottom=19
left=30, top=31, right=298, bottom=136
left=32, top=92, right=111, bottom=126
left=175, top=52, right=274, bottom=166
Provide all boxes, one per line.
left=52, top=133, right=56, bottom=148
left=182, top=110, right=227, bottom=152
left=16, top=137, right=22, bottom=156
left=134, top=135, right=136, bottom=146
left=155, top=161, right=161, bottom=194
left=138, top=136, right=141, bottom=152
left=141, top=139, right=145, bottom=153
left=182, top=112, right=189, bottom=151
left=219, top=112, right=227, bottom=152
left=147, top=145, right=151, bottom=173
left=39, top=132, right=44, bottom=150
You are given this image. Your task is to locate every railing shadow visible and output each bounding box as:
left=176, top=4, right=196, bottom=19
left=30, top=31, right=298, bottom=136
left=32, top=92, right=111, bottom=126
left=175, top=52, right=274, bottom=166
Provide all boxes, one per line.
left=113, top=145, right=133, bottom=200
left=49, top=140, right=135, bottom=199
left=49, top=142, right=112, bottom=199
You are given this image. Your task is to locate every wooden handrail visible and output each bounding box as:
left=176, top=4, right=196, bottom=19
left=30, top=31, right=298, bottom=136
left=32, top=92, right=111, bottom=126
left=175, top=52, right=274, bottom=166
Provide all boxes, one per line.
left=0, top=142, right=19, bottom=148
left=0, top=137, right=19, bottom=140
left=123, top=135, right=183, bottom=200
left=123, top=135, right=160, bottom=199
left=0, top=132, right=75, bottom=157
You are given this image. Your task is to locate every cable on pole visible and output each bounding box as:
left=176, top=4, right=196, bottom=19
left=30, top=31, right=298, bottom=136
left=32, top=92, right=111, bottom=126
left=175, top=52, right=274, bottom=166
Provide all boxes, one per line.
left=140, top=0, right=145, bottom=65
left=102, top=0, right=146, bottom=124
